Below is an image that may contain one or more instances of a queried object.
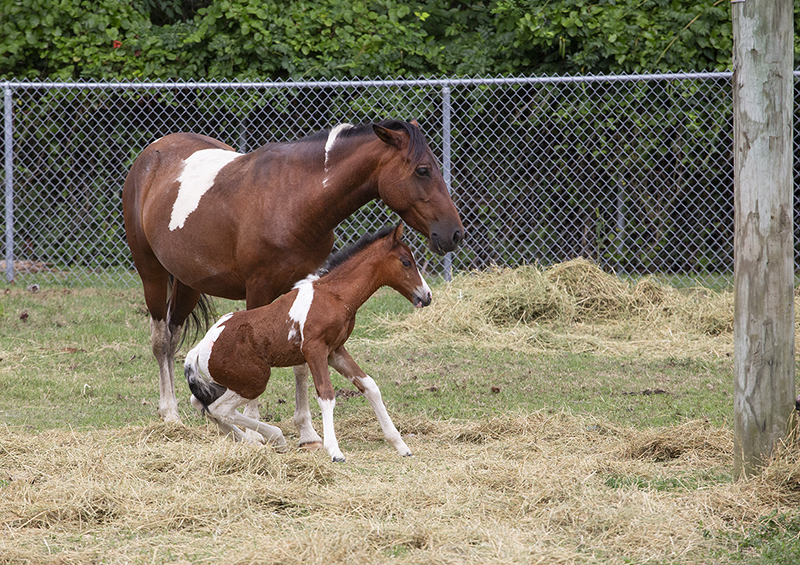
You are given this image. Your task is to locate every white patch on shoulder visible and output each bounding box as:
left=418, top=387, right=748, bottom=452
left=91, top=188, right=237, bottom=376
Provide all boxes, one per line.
left=287, top=275, right=319, bottom=344
left=197, top=312, right=234, bottom=377
left=169, top=148, right=243, bottom=231
left=323, top=123, right=353, bottom=188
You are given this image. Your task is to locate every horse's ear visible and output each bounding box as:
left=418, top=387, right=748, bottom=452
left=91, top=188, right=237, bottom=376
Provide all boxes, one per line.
left=394, top=222, right=404, bottom=242
left=373, top=124, right=405, bottom=149
left=410, top=118, right=420, bottom=128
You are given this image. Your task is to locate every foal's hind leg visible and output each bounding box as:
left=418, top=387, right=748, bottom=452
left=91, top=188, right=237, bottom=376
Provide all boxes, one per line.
left=293, top=364, right=324, bottom=449
left=204, top=390, right=288, bottom=451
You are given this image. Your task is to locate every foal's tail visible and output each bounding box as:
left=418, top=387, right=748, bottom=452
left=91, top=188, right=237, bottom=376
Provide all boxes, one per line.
left=184, top=349, right=227, bottom=412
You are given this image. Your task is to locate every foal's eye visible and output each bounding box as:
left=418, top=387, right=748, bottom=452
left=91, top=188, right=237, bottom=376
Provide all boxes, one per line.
left=401, top=259, right=411, bottom=267
left=415, top=166, right=430, bottom=178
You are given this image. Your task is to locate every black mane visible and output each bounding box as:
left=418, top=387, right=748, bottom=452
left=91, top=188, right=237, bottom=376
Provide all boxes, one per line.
left=301, top=120, right=428, bottom=163
left=319, top=226, right=395, bottom=276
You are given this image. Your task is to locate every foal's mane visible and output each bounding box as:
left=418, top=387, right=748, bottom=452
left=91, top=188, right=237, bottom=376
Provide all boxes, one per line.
left=319, top=225, right=395, bottom=276
left=303, top=120, right=428, bottom=163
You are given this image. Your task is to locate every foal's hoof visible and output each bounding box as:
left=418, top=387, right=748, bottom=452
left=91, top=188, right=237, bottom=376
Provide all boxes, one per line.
left=332, top=456, right=346, bottom=463
left=299, top=441, right=324, bottom=452
left=273, top=442, right=290, bottom=454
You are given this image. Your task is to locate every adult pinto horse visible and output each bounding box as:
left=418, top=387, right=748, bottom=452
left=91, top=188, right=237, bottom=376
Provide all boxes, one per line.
left=122, top=119, right=464, bottom=448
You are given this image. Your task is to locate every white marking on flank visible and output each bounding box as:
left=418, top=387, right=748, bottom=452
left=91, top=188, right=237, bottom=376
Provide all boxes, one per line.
left=169, top=149, right=243, bottom=231
left=323, top=123, right=352, bottom=188
left=196, top=312, right=234, bottom=377
left=288, top=275, right=319, bottom=344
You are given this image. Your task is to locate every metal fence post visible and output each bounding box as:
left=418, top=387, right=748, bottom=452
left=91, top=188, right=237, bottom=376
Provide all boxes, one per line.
left=4, top=82, right=13, bottom=283
left=442, top=84, right=453, bottom=281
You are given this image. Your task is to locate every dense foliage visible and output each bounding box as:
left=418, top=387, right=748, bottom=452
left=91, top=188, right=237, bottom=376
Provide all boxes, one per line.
left=2, top=0, right=779, bottom=80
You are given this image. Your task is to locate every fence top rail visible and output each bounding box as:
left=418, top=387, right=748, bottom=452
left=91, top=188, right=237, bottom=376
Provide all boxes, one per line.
left=2, top=72, right=738, bottom=91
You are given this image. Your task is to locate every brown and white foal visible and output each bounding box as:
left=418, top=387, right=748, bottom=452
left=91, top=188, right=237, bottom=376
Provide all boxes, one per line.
left=184, top=224, right=431, bottom=462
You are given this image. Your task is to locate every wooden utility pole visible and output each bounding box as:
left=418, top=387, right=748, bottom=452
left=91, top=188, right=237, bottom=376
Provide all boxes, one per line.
left=732, top=0, right=795, bottom=479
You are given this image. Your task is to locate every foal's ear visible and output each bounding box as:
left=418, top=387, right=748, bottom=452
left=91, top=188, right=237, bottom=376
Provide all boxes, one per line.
left=387, top=223, right=404, bottom=248
left=373, top=124, right=406, bottom=150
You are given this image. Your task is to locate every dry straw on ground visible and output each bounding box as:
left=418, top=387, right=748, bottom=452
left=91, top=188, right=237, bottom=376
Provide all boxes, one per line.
left=2, top=412, right=800, bottom=564
left=381, top=259, right=739, bottom=358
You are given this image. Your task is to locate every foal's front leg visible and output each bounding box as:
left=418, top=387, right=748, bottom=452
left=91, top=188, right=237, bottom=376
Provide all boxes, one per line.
left=305, top=353, right=345, bottom=462
left=293, top=364, right=324, bottom=449
left=328, top=346, right=412, bottom=457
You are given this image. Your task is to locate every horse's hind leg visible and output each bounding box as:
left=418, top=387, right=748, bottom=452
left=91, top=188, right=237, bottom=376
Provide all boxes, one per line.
left=147, top=278, right=201, bottom=422
left=150, top=317, right=182, bottom=421
left=293, top=364, right=324, bottom=449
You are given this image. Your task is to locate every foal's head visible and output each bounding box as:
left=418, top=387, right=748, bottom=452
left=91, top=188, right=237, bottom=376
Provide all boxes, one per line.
left=325, top=223, right=432, bottom=308
left=378, top=223, right=432, bottom=308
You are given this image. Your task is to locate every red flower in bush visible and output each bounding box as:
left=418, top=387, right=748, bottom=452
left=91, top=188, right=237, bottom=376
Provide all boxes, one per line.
left=113, top=40, right=122, bottom=49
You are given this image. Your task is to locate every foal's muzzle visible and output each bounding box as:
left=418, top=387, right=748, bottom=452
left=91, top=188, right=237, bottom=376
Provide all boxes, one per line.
left=412, top=286, right=432, bottom=308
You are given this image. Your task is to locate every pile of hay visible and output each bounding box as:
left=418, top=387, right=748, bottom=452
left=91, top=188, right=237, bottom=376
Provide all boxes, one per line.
left=380, top=258, right=737, bottom=358
left=2, top=414, right=800, bottom=564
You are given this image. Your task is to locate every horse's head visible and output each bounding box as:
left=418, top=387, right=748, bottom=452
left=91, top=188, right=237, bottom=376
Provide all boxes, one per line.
left=381, top=223, right=432, bottom=308
left=372, top=120, right=465, bottom=255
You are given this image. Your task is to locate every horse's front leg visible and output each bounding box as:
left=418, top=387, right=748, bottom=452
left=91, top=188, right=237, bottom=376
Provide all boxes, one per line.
left=150, top=317, right=182, bottom=422
left=293, top=364, right=324, bottom=449
left=305, top=353, right=344, bottom=462
left=328, top=346, right=411, bottom=457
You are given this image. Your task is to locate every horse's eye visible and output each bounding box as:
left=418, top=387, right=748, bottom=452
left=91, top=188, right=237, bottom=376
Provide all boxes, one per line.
left=402, top=259, right=411, bottom=267
left=415, top=166, right=430, bottom=178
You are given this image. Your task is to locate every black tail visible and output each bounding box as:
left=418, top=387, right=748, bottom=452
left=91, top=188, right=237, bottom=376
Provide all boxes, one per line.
left=167, top=275, right=216, bottom=348
left=184, top=352, right=227, bottom=411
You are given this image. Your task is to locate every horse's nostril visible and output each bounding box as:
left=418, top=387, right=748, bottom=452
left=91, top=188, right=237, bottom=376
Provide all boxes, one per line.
left=452, top=230, right=463, bottom=247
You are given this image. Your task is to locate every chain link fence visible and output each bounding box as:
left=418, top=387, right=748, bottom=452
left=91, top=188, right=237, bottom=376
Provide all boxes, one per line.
left=1, top=73, right=796, bottom=288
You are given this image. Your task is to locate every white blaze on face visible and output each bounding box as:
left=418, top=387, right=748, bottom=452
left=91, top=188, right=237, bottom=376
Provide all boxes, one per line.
left=287, top=275, right=319, bottom=344
left=197, top=312, right=234, bottom=377
left=169, top=149, right=243, bottom=231
left=323, top=123, right=352, bottom=188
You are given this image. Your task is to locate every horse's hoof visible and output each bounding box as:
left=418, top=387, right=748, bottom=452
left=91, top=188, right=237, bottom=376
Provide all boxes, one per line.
left=299, top=441, right=324, bottom=451
left=402, top=452, right=414, bottom=457
left=273, top=442, right=290, bottom=454
left=332, top=456, right=346, bottom=463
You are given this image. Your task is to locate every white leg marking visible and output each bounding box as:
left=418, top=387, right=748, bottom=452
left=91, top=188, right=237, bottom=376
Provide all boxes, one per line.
left=293, top=364, right=323, bottom=446
left=241, top=399, right=265, bottom=445
left=287, top=276, right=318, bottom=345
left=151, top=317, right=180, bottom=422
left=169, top=148, right=243, bottom=230
left=360, top=375, right=412, bottom=456
left=206, top=389, right=288, bottom=451
left=317, top=397, right=344, bottom=462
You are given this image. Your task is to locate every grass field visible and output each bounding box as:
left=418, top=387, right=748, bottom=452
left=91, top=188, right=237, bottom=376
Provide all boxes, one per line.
left=2, top=265, right=800, bottom=564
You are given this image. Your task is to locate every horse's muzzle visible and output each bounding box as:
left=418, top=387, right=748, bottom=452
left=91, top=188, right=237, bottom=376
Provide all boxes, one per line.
left=430, top=226, right=464, bottom=255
